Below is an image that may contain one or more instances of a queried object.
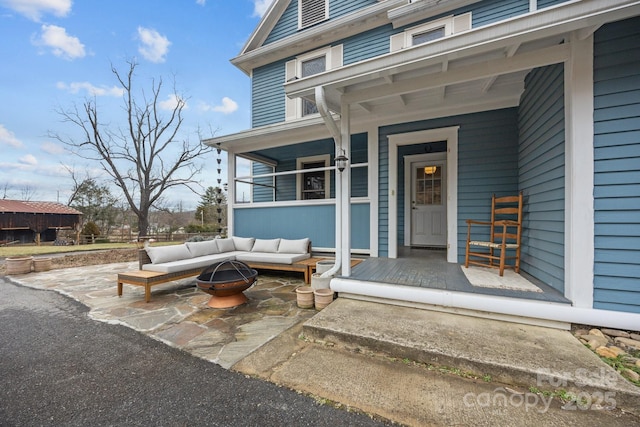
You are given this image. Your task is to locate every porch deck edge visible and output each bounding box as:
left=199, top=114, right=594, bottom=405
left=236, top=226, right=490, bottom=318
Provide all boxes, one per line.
left=329, top=277, right=640, bottom=332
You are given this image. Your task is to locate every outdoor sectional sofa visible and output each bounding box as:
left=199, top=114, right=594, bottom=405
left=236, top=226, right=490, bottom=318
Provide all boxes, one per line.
left=117, top=236, right=312, bottom=302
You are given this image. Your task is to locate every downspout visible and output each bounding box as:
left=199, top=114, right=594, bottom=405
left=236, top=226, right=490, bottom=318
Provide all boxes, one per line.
left=315, top=86, right=342, bottom=277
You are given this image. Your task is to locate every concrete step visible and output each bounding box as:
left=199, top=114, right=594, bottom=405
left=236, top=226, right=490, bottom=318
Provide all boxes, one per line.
left=303, top=298, right=640, bottom=413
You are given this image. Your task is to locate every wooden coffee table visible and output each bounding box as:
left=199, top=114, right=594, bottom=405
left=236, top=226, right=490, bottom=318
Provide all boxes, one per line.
left=117, top=269, right=199, bottom=302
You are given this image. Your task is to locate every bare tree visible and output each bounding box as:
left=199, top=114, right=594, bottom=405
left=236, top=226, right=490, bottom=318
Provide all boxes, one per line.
left=20, top=185, right=37, bottom=201
left=52, top=60, right=212, bottom=236
left=2, top=183, right=10, bottom=199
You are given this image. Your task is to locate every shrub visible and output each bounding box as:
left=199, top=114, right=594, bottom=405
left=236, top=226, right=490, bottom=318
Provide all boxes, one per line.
left=82, top=221, right=101, bottom=236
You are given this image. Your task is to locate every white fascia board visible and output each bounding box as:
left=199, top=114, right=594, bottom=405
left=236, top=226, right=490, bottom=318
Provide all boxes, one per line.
left=231, top=0, right=407, bottom=75
left=240, top=0, right=292, bottom=58
left=203, top=114, right=338, bottom=154
left=285, top=0, right=640, bottom=99
left=388, top=0, right=480, bottom=29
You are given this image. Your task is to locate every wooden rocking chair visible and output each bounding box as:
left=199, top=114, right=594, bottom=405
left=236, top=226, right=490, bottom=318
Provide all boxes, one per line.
left=465, top=193, right=523, bottom=276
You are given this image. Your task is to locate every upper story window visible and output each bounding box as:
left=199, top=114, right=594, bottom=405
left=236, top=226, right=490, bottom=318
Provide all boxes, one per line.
left=300, top=55, right=326, bottom=115
left=390, top=12, right=472, bottom=52
left=299, top=0, right=328, bottom=30
left=285, top=45, right=343, bottom=121
left=412, top=26, right=446, bottom=46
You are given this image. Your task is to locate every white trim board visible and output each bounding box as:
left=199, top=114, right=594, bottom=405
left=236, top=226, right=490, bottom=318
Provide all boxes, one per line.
left=387, top=126, right=459, bottom=262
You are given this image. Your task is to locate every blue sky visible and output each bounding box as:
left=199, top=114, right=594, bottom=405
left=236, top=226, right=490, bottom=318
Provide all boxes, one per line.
left=0, top=0, right=274, bottom=209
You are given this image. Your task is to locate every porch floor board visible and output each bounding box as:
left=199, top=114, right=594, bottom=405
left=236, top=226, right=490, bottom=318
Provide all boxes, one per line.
left=346, top=247, right=570, bottom=304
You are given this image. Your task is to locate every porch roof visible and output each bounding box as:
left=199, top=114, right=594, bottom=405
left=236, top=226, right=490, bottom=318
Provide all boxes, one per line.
left=204, top=0, right=640, bottom=153
left=285, top=0, right=640, bottom=117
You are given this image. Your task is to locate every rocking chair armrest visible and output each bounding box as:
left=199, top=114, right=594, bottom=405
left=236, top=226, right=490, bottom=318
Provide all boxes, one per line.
left=466, top=219, right=492, bottom=226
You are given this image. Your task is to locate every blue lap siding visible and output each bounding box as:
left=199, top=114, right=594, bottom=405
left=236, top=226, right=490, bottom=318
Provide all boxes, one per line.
left=593, top=17, right=640, bottom=314
left=379, top=109, right=519, bottom=258
left=517, top=63, right=566, bottom=293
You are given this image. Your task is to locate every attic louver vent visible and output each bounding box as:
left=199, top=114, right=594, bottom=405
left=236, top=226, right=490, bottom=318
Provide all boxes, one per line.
left=300, top=0, right=327, bottom=29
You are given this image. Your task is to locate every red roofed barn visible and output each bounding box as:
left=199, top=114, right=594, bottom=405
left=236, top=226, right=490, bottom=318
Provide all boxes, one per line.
left=0, top=200, right=83, bottom=244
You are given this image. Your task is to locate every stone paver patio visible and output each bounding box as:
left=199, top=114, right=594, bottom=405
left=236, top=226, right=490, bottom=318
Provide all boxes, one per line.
left=7, top=262, right=316, bottom=368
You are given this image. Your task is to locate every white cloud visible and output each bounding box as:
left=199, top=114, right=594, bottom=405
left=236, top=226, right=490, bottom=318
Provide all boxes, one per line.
left=33, top=24, right=85, bottom=60
left=40, top=141, right=65, bottom=155
left=0, top=0, right=71, bottom=21
left=19, top=154, right=38, bottom=166
left=159, top=94, right=187, bottom=111
left=213, top=97, right=238, bottom=114
left=253, top=0, right=274, bottom=18
left=137, top=27, right=171, bottom=63
left=0, top=124, right=22, bottom=148
left=198, top=97, right=238, bottom=115
left=195, top=0, right=205, bottom=5
left=56, top=81, right=124, bottom=97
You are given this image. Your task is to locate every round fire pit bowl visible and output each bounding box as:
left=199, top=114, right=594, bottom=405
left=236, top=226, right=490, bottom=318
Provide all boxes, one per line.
left=196, top=260, right=258, bottom=308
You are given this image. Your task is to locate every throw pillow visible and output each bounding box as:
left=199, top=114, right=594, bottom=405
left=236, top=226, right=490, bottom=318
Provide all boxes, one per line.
left=146, top=244, right=192, bottom=264
left=252, top=238, right=280, bottom=253
left=186, top=240, right=219, bottom=257
left=278, top=238, right=310, bottom=254
left=216, top=238, right=236, bottom=252
left=232, top=236, right=256, bottom=251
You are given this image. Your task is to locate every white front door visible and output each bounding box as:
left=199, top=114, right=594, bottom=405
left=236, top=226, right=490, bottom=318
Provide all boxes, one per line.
left=411, top=161, right=447, bottom=247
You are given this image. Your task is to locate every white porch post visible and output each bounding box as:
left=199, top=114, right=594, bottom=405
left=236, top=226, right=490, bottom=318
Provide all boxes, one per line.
left=341, top=101, right=352, bottom=276
left=368, top=125, right=379, bottom=258
left=564, top=33, right=595, bottom=308
left=226, top=151, right=236, bottom=237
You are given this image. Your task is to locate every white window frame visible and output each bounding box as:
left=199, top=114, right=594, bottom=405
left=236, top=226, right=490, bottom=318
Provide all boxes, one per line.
left=390, top=12, right=472, bottom=52
left=405, top=16, right=454, bottom=47
left=296, top=154, right=331, bottom=200
left=285, top=45, right=343, bottom=120
left=298, top=0, right=329, bottom=30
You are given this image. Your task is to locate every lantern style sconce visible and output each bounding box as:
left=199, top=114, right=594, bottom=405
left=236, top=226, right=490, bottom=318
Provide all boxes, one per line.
left=335, top=150, right=348, bottom=172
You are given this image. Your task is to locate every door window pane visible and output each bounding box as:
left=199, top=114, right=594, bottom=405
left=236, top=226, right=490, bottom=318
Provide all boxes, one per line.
left=415, top=165, right=442, bottom=205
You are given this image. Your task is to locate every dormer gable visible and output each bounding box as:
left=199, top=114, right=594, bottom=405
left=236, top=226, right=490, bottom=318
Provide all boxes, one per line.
left=234, top=0, right=407, bottom=75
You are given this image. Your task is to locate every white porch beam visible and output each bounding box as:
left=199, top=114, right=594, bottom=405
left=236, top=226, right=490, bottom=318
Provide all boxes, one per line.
left=356, top=102, right=373, bottom=113
left=575, top=25, right=602, bottom=40
left=481, top=43, right=520, bottom=93
left=437, top=60, right=449, bottom=101
left=343, top=43, right=569, bottom=104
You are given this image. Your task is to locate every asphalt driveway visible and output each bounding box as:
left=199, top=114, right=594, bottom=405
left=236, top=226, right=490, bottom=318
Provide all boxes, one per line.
left=0, top=278, right=387, bottom=426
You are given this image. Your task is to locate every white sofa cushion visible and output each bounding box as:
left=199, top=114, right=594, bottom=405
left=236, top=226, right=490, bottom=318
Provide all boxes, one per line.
left=236, top=252, right=310, bottom=265
left=216, top=238, right=236, bottom=252
left=142, top=252, right=241, bottom=273
left=145, top=244, right=192, bottom=264
left=185, top=240, right=219, bottom=257
left=252, top=238, right=280, bottom=253
left=232, top=236, right=255, bottom=251
left=278, top=238, right=310, bottom=254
